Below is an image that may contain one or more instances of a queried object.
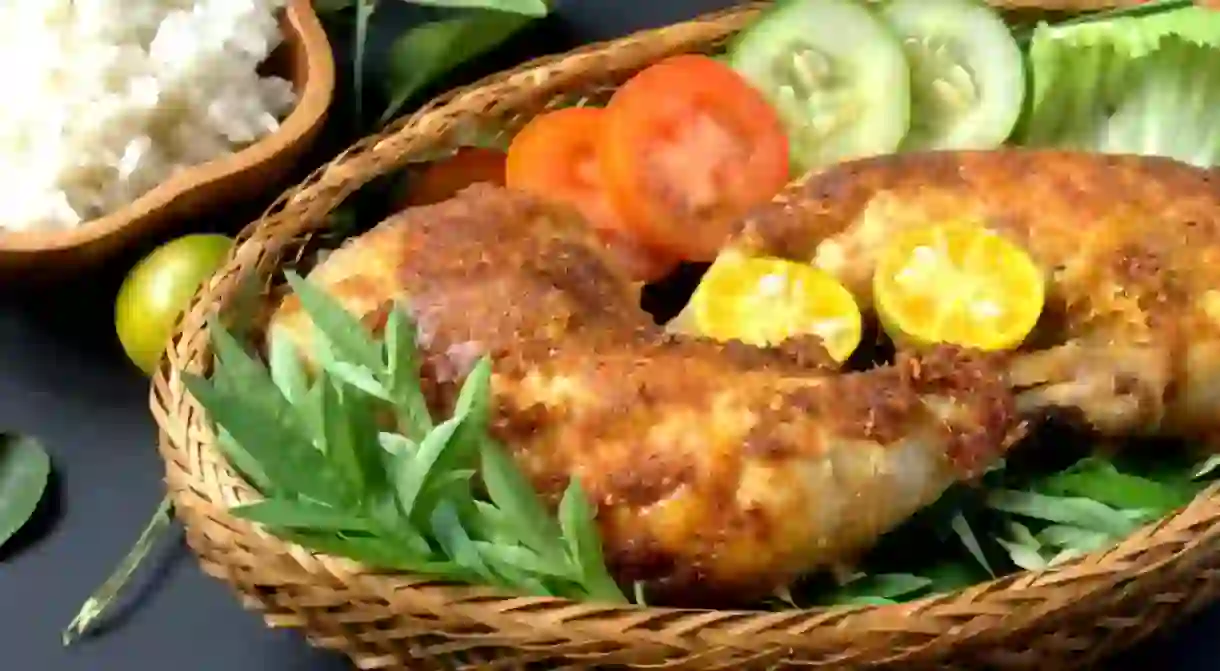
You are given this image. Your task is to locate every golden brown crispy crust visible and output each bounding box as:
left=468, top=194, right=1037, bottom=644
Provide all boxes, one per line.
left=736, top=150, right=1220, bottom=336
left=270, top=183, right=1019, bottom=602
left=731, top=150, right=1220, bottom=442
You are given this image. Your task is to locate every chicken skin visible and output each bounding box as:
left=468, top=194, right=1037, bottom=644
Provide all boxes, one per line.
left=732, top=149, right=1220, bottom=445
left=268, top=185, right=1019, bottom=603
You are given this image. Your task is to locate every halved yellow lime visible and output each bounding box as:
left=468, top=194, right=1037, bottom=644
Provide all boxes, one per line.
left=872, top=221, right=1044, bottom=351
left=689, top=254, right=862, bottom=362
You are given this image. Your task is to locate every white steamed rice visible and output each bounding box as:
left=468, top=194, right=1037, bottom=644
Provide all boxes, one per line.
left=0, top=0, right=298, bottom=232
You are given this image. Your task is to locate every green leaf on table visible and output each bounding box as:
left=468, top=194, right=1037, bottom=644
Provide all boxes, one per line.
left=381, top=9, right=539, bottom=122
left=0, top=433, right=51, bottom=550
left=402, top=0, right=548, bottom=17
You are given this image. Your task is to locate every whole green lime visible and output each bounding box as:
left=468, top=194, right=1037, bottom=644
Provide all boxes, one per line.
left=115, top=234, right=234, bottom=375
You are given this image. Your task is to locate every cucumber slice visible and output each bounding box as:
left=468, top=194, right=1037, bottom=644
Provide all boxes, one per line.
left=727, top=0, right=910, bottom=175
left=878, top=0, right=1025, bottom=151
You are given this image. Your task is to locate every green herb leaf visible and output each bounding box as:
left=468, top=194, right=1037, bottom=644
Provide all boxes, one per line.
left=62, top=496, right=174, bottom=646
left=1036, top=524, right=1113, bottom=553
left=429, top=500, right=495, bottom=581
left=823, top=573, right=933, bottom=605
left=319, top=375, right=384, bottom=497
left=922, top=560, right=988, bottom=594
left=324, top=360, right=391, bottom=401
left=278, top=529, right=463, bottom=575
left=995, top=535, right=1048, bottom=571
left=267, top=333, right=309, bottom=406
left=313, top=0, right=355, bottom=13
left=392, top=415, right=461, bottom=519
left=208, top=321, right=314, bottom=494
left=353, top=0, right=376, bottom=124
left=185, top=367, right=353, bottom=506
left=479, top=439, right=564, bottom=560
left=1035, top=457, right=1194, bottom=513
left=474, top=541, right=567, bottom=579
left=986, top=489, right=1138, bottom=537
left=0, top=434, right=51, bottom=549
left=950, top=511, right=994, bottom=577
left=403, top=0, right=548, bottom=17
left=231, top=498, right=375, bottom=533
left=558, top=478, right=626, bottom=603
left=383, top=306, right=433, bottom=440
left=1195, top=454, right=1220, bottom=479
left=284, top=271, right=382, bottom=372
left=381, top=10, right=537, bottom=122
left=216, top=428, right=275, bottom=493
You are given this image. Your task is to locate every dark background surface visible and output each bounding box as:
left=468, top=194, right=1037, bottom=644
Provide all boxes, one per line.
left=1, top=1, right=1217, bottom=669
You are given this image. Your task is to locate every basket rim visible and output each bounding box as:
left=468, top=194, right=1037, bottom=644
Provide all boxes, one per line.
left=150, top=0, right=1220, bottom=665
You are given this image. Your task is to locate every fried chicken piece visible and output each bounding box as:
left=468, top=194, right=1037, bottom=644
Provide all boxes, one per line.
left=268, top=186, right=1019, bottom=603
left=734, top=149, right=1220, bottom=444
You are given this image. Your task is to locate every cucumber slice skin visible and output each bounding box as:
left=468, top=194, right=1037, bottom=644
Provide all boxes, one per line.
left=727, top=0, right=911, bottom=176
left=880, top=0, right=1026, bottom=151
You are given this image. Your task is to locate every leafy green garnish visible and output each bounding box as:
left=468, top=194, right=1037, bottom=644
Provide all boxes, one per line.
left=1017, top=6, right=1220, bottom=166
left=380, top=9, right=538, bottom=123
left=0, top=433, right=51, bottom=550
left=186, top=271, right=625, bottom=603
left=1034, top=456, right=1197, bottom=512
left=62, top=497, right=175, bottom=646
left=321, top=0, right=551, bottom=128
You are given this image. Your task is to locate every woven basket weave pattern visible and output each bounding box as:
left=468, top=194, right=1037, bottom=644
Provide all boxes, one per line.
left=151, top=1, right=1220, bottom=668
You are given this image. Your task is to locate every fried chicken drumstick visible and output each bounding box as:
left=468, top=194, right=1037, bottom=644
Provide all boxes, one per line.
left=736, top=150, right=1220, bottom=444
left=269, top=185, right=1019, bottom=602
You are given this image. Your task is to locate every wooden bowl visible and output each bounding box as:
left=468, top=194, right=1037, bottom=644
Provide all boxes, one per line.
left=0, top=0, right=335, bottom=276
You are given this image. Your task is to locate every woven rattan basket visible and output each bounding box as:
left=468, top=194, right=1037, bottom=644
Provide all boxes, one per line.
left=151, top=1, right=1220, bottom=669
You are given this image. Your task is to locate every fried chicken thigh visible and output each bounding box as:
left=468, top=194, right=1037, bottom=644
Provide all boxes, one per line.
left=269, top=186, right=1018, bottom=602
left=735, top=150, right=1220, bottom=445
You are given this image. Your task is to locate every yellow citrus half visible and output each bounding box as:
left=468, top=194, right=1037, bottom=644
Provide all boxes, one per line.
left=872, top=221, right=1044, bottom=351
left=690, top=253, right=862, bottom=362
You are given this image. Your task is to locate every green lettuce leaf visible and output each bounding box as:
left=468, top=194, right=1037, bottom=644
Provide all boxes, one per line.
left=1017, top=7, right=1220, bottom=167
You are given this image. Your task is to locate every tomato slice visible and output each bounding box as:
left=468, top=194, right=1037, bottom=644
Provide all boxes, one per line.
left=507, top=106, right=679, bottom=283
left=506, top=107, right=622, bottom=230
left=399, top=147, right=507, bottom=208
left=599, top=54, right=791, bottom=263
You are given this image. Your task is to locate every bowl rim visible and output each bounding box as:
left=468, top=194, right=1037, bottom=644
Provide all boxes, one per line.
left=0, top=0, right=336, bottom=253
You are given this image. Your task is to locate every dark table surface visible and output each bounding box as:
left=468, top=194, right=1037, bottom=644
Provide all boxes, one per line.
left=3, top=1, right=1219, bottom=669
